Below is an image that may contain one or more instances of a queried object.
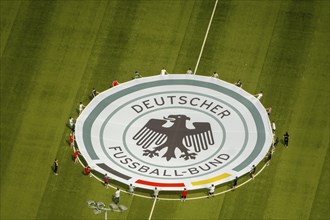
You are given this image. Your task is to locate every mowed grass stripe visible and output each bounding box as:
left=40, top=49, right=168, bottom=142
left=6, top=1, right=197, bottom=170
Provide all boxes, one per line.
left=244, top=1, right=328, bottom=219
left=1, top=2, right=60, bottom=218
left=262, top=1, right=329, bottom=219
left=196, top=0, right=328, bottom=219
left=258, top=1, right=328, bottom=219
left=33, top=2, right=141, bottom=219
left=197, top=0, right=281, bottom=93
left=1, top=1, right=107, bottom=219
left=171, top=0, right=216, bottom=73
left=0, top=0, right=21, bottom=56
left=152, top=195, right=225, bottom=220
left=180, top=1, right=282, bottom=218
left=35, top=1, right=198, bottom=219
left=309, top=147, right=330, bottom=219
left=0, top=1, right=56, bottom=179
left=85, top=0, right=198, bottom=88
left=77, top=0, right=141, bottom=94
left=34, top=1, right=113, bottom=219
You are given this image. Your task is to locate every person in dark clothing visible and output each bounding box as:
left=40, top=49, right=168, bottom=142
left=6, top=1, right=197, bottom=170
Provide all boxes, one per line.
left=284, top=132, right=289, bottom=147
left=69, top=117, right=75, bottom=132
left=274, top=137, right=279, bottom=147
left=133, top=71, right=142, bottom=79
left=266, top=152, right=272, bottom=166
left=250, top=165, right=256, bottom=179
left=235, top=80, right=242, bottom=87
left=114, top=188, right=120, bottom=204
left=208, top=184, right=215, bottom=198
left=266, top=106, right=272, bottom=116
left=54, top=159, right=59, bottom=175
left=232, top=176, right=238, bottom=190
left=91, top=88, right=99, bottom=98
left=272, top=137, right=279, bottom=152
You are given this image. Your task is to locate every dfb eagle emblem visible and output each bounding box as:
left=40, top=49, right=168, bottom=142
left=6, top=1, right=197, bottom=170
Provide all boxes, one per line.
left=133, top=115, right=214, bottom=161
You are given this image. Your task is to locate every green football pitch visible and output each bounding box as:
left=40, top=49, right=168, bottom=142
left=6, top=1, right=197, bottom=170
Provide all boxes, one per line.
left=1, top=0, right=329, bottom=219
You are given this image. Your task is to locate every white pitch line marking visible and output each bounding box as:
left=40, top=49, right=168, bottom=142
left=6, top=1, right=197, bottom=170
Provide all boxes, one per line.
left=194, top=0, right=219, bottom=75
left=148, top=198, right=158, bottom=220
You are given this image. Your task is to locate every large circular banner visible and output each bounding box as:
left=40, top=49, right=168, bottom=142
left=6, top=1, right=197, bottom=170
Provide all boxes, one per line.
left=75, top=74, right=273, bottom=191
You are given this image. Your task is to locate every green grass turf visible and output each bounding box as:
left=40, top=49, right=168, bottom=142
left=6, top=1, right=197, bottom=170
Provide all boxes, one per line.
left=1, top=0, right=329, bottom=219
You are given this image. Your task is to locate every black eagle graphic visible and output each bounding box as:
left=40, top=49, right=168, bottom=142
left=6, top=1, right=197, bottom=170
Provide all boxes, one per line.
left=133, top=115, right=214, bottom=161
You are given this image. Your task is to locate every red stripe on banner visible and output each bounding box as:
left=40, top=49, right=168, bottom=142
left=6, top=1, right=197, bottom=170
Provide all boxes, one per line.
left=136, top=179, right=185, bottom=187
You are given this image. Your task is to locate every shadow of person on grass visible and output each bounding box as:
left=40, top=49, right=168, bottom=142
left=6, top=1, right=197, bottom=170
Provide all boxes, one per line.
left=112, top=195, right=119, bottom=204
left=50, top=165, right=56, bottom=173
left=65, top=123, right=72, bottom=130
left=66, top=140, right=71, bottom=146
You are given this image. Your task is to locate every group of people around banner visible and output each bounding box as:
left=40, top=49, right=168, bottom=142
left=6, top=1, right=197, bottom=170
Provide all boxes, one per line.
left=52, top=69, right=290, bottom=202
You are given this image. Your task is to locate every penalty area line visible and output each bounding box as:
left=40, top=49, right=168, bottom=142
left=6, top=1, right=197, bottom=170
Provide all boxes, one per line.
left=194, top=0, right=219, bottom=75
